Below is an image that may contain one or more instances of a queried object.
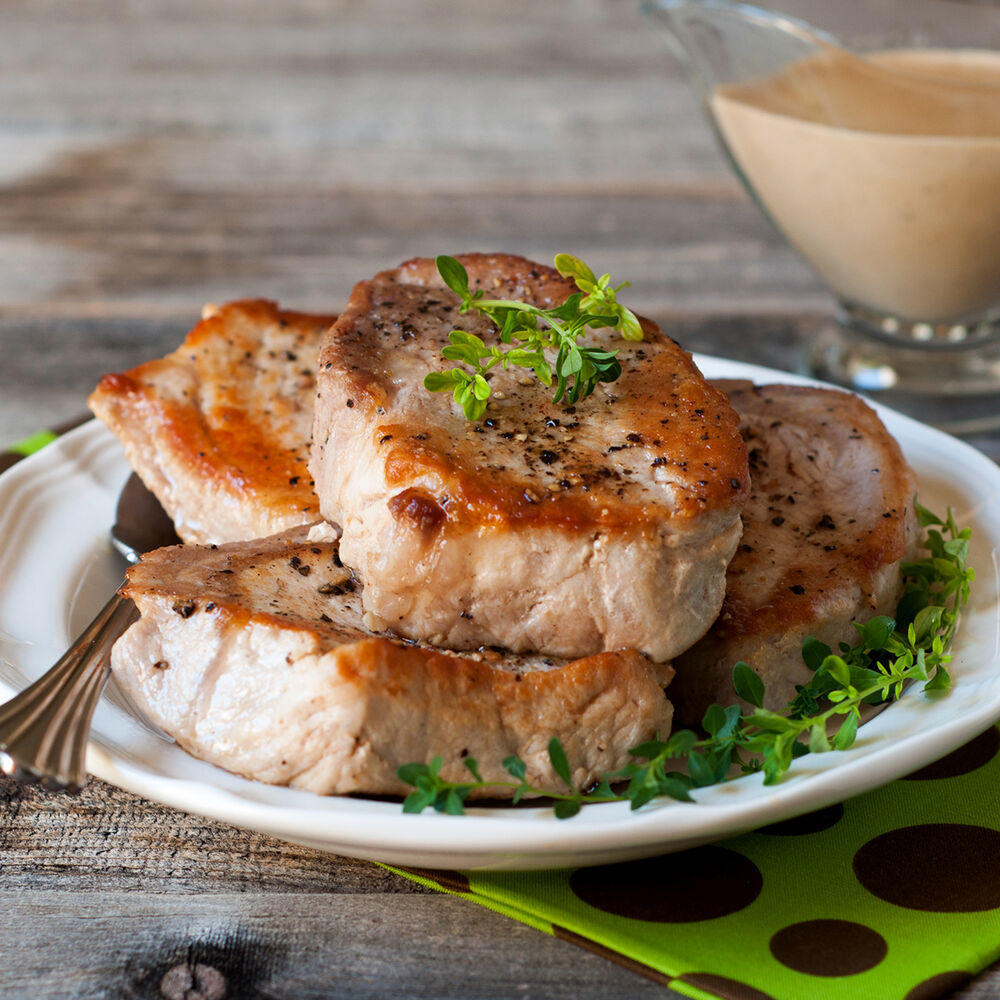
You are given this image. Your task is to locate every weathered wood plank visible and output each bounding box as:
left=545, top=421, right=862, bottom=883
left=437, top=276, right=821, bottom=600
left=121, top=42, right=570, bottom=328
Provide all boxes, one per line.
left=0, top=774, right=424, bottom=895
left=0, top=891, right=675, bottom=999
left=0, top=0, right=833, bottom=315
left=0, top=0, right=704, bottom=191
left=0, top=173, right=822, bottom=311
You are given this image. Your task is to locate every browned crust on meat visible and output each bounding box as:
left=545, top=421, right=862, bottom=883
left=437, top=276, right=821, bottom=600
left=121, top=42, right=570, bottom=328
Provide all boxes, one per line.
left=89, top=299, right=336, bottom=543
left=318, top=253, right=749, bottom=530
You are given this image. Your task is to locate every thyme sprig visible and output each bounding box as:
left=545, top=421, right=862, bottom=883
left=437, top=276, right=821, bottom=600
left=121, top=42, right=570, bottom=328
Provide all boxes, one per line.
left=397, top=502, right=973, bottom=817
left=423, top=254, right=642, bottom=420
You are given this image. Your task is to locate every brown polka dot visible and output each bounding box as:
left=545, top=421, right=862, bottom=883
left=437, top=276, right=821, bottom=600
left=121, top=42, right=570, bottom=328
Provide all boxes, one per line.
left=904, top=971, right=973, bottom=1000
left=770, top=919, right=887, bottom=976
left=757, top=803, right=844, bottom=836
left=903, top=727, right=1000, bottom=781
left=570, top=847, right=762, bottom=922
left=402, top=867, right=470, bottom=893
left=854, top=824, right=1000, bottom=912
left=677, top=972, right=776, bottom=1000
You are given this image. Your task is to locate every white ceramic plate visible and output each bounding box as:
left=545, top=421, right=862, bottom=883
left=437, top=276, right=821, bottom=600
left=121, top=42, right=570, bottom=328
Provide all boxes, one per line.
left=1, top=356, right=999, bottom=871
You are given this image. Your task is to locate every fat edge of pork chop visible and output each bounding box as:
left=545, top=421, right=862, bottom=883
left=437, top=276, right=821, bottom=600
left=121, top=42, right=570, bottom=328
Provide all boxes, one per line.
left=310, top=253, right=750, bottom=663
left=88, top=299, right=335, bottom=544
left=113, top=525, right=674, bottom=797
left=670, top=382, right=920, bottom=723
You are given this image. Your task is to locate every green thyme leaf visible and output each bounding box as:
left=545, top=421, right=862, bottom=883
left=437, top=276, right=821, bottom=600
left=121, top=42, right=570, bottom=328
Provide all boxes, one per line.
left=664, top=729, right=699, bottom=757
left=832, top=712, right=859, bottom=750
left=424, top=253, right=642, bottom=419
left=656, top=776, right=695, bottom=804
left=396, top=762, right=431, bottom=786
left=503, top=755, right=527, bottom=780
left=553, top=253, right=597, bottom=289
left=808, top=722, right=831, bottom=753
left=629, top=739, right=669, bottom=759
left=423, top=370, right=464, bottom=393
left=687, top=752, right=716, bottom=787
left=701, top=703, right=728, bottom=737
left=800, top=637, right=831, bottom=673
left=618, top=308, right=644, bottom=342
left=732, top=662, right=765, bottom=708
left=443, top=788, right=467, bottom=815
left=401, top=789, right=433, bottom=813
left=548, top=737, right=574, bottom=789
left=436, top=255, right=470, bottom=297
left=914, top=501, right=945, bottom=527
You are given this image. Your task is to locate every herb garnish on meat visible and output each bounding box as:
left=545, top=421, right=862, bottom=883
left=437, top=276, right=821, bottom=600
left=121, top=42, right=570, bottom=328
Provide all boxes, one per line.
left=396, top=502, right=973, bottom=818
left=423, top=254, right=642, bottom=419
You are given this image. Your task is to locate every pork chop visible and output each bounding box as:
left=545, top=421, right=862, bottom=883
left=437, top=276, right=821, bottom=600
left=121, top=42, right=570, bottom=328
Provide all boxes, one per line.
left=88, top=299, right=335, bottom=544
left=310, top=253, right=750, bottom=662
left=670, top=382, right=920, bottom=723
left=113, top=524, right=674, bottom=798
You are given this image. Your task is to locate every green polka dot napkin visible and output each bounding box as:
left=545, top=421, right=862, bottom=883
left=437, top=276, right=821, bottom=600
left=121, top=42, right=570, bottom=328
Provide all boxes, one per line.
left=390, top=725, right=1000, bottom=1000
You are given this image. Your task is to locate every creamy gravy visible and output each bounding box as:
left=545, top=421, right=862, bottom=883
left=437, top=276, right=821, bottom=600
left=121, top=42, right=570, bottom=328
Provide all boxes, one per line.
left=711, top=49, right=1000, bottom=322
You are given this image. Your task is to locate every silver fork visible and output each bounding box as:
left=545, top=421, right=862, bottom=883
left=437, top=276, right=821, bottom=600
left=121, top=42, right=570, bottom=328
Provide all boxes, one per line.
left=0, top=474, right=180, bottom=792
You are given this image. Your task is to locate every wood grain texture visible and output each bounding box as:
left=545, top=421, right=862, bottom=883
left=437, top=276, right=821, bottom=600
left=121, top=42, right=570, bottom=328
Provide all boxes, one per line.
left=0, top=773, right=672, bottom=998
left=1, top=1, right=998, bottom=998
left=0, top=0, right=826, bottom=319
left=0, top=775, right=415, bottom=895
left=0, top=892, right=670, bottom=1000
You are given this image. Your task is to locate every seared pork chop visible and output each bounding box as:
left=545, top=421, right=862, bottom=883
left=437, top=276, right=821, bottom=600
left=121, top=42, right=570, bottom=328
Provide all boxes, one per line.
left=113, top=524, right=674, bottom=797
left=89, top=300, right=335, bottom=544
left=311, top=254, right=750, bottom=662
left=670, top=383, right=919, bottom=723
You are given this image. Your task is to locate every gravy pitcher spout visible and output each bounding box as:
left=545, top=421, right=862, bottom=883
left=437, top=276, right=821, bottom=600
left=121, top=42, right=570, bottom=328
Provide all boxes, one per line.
left=642, top=0, right=833, bottom=99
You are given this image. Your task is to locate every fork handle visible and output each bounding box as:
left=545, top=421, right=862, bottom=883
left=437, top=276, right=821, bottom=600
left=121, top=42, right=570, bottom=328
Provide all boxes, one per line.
left=0, top=589, right=139, bottom=793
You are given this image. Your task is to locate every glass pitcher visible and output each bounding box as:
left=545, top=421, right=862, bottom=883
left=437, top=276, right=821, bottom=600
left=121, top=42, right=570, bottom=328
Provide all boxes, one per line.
left=644, top=0, right=1000, bottom=433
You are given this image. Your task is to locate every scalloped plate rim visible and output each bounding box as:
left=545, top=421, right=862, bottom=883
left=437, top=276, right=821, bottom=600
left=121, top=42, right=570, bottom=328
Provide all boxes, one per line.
left=1, top=354, right=998, bottom=870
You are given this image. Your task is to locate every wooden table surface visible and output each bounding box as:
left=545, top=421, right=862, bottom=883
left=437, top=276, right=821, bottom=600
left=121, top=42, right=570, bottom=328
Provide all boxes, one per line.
left=1, top=2, right=998, bottom=997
